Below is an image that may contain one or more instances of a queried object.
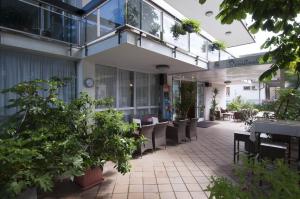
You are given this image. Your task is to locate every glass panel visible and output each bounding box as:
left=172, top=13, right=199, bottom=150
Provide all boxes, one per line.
left=220, top=50, right=233, bottom=61
left=163, top=14, right=189, bottom=51
left=136, top=72, right=149, bottom=107
left=150, top=108, right=159, bottom=116
left=122, top=109, right=134, bottom=122
left=190, top=33, right=208, bottom=60
left=0, top=0, right=40, bottom=35
left=100, top=0, right=125, bottom=36
left=142, top=1, right=161, bottom=37
left=208, top=43, right=220, bottom=61
left=127, top=0, right=141, bottom=28
left=119, top=69, right=134, bottom=108
left=150, top=74, right=160, bottom=106
left=95, top=65, right=117, bottom=107
left=136, top=108, right=149, bottom=118
left=63, top=15, right=79, bottom=43
left=86, top=10, right=98, bottom=43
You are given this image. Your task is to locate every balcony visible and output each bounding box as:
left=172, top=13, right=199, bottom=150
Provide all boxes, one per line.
left=0, top=0, right=83, bottom=45
left=83, top=0, right=234, bottom=63
left=0, top=0, right=234, bottom=63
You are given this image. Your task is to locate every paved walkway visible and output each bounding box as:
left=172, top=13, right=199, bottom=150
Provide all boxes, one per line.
left=42, top=121, right=243, bottom=199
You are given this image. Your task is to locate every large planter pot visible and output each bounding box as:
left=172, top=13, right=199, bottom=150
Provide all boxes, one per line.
left=17, top=187, right=37, bottom=199
left=74, top=167, right=104, bottom=190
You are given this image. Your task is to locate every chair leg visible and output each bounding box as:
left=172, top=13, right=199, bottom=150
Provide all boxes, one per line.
left=237, top=141, right=240, bottom=162
left=234, top=139, right=236, bottom=164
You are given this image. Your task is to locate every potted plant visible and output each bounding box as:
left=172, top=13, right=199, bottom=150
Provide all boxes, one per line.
left=182, top=19, right=201, bottom=33
left=210, top=40, right=227, bottom=51
left=0, top=79, right=87, bottom=198
left=209, top=88, right=219, bottom=121
left=171, top=22, right=186, bottom=39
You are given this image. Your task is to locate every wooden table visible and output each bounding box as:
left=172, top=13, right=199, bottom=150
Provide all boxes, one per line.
left=253, top=120, right=300, bottom=160
left=223, top=113, right=233, bottom=120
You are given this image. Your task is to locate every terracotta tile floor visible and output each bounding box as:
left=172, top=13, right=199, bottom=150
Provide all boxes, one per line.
left=41, top=121, right=243, bottom=199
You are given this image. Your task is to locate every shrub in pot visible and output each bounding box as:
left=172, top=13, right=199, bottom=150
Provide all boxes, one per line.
left=209, top=88, right=218, bottom=121
left=171, top=22, right=186, bottom=39
left=0, top=79, right=87, bottom=198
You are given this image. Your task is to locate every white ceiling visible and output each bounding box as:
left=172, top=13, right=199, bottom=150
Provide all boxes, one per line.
left=162, top=0, right=255, bottom=47
left=173, top=64, right=272, bottom=84
left=86, top=44, right=206, bottom=74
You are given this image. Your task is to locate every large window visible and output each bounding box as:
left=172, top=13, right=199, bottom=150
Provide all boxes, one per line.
left=94, top=66, right=160, bottom=119
left=119, top=69, right=134, bottom=108
left=95, top=65, right=117, bottom=107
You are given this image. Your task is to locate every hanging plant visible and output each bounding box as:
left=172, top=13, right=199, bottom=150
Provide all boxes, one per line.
left=210, top=41, right=227, bottom=51
left=171, top=22, right=186, bottom=39
left=182, top=19, right=201, bottom=33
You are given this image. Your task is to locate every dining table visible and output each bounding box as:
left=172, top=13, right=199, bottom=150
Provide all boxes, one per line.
left=252, top=119, right=300, bottom=160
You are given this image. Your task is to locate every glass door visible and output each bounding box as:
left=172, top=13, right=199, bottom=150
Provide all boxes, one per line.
left=196, top=82, right=205, bottom=120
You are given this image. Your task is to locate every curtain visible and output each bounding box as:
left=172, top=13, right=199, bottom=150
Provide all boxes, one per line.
left=136, top=72, right=149, bottom=107
left=95, top=65, right=117, bottom=107
left=0, top=49, right=76, bottom=116
left=119, top=69, right=134, bottom=108
left=150, top=74, right=160, bottom=106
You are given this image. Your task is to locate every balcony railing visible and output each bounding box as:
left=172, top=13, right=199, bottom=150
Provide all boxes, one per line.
left=84, top=0, right=234, bottom=62
left=0, top=0, right=234, bottom=62
left=0, top=0, right=83, bottom=45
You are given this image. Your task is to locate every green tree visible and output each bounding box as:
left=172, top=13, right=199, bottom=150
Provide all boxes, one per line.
left=199, top=0, right=300, bottom=83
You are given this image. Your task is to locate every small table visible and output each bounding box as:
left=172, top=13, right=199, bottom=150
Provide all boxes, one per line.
left=253, top=120, right=300, bottom=160
left=223, top=113, right=233, bottom=120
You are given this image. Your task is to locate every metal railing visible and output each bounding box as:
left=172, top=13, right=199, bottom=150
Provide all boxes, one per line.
left=0, top=0, right=234, bottom=61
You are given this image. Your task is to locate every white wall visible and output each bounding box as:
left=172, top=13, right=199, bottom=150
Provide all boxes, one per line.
left=204, top=83, right=226, bottom=120
left=226, top=83, right=266, bottom=105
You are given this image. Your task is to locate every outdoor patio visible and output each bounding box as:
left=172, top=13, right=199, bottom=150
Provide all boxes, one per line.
left=42, top=121, right=242, bottom=199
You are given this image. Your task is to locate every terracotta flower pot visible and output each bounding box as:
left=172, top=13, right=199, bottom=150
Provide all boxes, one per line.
left=74, top=167, right=104, bottom=190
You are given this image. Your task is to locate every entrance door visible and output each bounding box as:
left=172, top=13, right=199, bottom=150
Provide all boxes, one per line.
left=196, top=82, right=205, bottom=121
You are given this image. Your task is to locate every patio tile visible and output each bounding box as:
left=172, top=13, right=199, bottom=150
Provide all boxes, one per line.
left=158, top=184, right=173, bottom=192
left=144, top=184, right=158, bottom=192
left=190, top=191, right=208, bottom=199
left=160, top=192, right=176, bottom=199
left=175, top=192, right=192, bottom=199
left=129, top=185, right=143, bottom=193
left=112, top=193, right=127, bottom=199
left=182, top=176, right=197, bottom=183
left=169, top=177, right=184, bottom=184
left=113, top=185, right=128, bottom=193
left=186, top=183, right=202, bottom=191
left=144, top=192, right=160, bottom=199
left=156, top=177, right=170, bottom=184
left=171, top=183, right=187, bottom=192
left=130, top=177, right=143, bottom=184
left=143, top=177, right=156, bottom=184
left=128, top=193, right=143, bottom=199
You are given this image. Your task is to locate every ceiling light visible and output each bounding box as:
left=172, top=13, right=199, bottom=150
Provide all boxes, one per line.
left=225, top=31, right=232, bottom=36
left=224, top=80, right=231, bottom=84
left=205, top=11, right=213, bottom=17
left=156, top=65, right=169, bottom=73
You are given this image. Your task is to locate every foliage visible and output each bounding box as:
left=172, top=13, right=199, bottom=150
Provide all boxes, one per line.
left=254, top=100, right=277, bottom=112
left=171, top=22, right=186, bottom=39
left=199, top=0, right=300, bottom=82
left=0, top=78, right=140, bottom=197
left=182, top=19, right=201, bottom=33
left=227, top=96, right=255, bottom=111
left=206, top=158, right=300, bottom=199
left=211, top=40, right=227, bottom=51
left=174, top=82, right=196, bottom=119
left=273, top=88, right=300, bottom=120
left=209, top=88, right=219, bottom=120
left=0, top=79, right=87, bottom=197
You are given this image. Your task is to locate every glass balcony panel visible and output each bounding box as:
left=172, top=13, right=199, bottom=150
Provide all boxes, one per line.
left=100, top=0, right=125, bottom=37
left=86, top=10, right=98, bottom=43
left=63, top=15, right=79, bottom=44
left=127, top=0, right=141, bottom=28
left=220, top=50, right=233, bottom=60
left=141, top=1, right=161, bottom=38
left=0, top=0, right=40, bottom=35
left=190, top=33, right=208, bottom=60
left=208, top=43, right=220, bottom=61
left=163, top=14, right=189, bottom=51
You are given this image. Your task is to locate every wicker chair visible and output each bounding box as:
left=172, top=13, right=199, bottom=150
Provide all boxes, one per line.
left=139, top=124, right=155, bottom=156
left=153, top=122, right=168, bottom=150
left=166, top=120, right=187, bottom=144
left=186, top=118, right=198, bottom=141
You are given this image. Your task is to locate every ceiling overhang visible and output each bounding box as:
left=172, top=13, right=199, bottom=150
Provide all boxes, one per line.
left=162, top=0, right=255, bottom=47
